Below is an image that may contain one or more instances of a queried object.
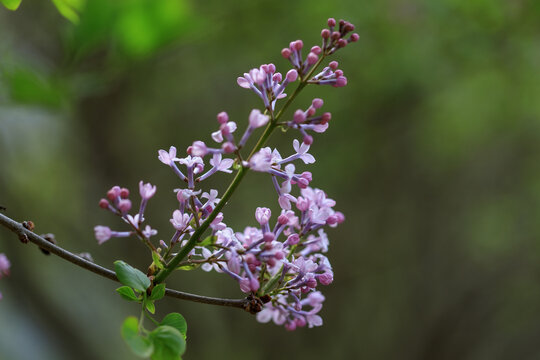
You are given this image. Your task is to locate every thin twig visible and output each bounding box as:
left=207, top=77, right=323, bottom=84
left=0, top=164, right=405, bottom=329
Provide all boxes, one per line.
left=0, top=212, right=249, bottom=310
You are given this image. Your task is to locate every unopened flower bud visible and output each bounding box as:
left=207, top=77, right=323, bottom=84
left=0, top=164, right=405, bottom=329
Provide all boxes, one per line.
left=287, top=233, right=300, bottom=245
left=191, top=141, right=208, bottom=157
left=99, top=198, right=109, bottom=209
left=286, top=69, right=298, bottom=82
left=312, top=98, right=324, bottom=109
left=311, top=46, right=322, bottom=55
left=318, top=272, right=334, bottom=285
left=120, top=188, right=130, bottom=198
left=222, top=142, right=236, bottom=154
left=303, top=134, right=313, bottom=145
left=278, top=214, right=289, bottom=225
left=255, top=207, right=271, bottom=225
left=350, top=33, right=359, bottom=42
left=281, top=48, right=292, bottom=58
left=307, top=52, right=318, bottom=65
left=107, top=186, right=121, bottom=200
left=321, top=29, right=330, bottom=39
left=335, top=76, right=347, bottom=87
left=294, top=109, right=306, bottom=124
left=327, top=18, right=336, bottom=27
left=117, top=199, right=132, bottom=213
left=329, top=61, right=339, bottom=70
left=263, top=232, right=274, bottom=242
left=217, top=111, right=229, bottom=124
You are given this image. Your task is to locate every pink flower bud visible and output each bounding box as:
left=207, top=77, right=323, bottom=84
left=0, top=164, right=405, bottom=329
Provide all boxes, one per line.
left=350, top=33, right=359, bottom=42
left=293, top=40, right=303, bottom=50
left=285, top=321, right=297, bottom=331
left=307, top=52, right=318, bottom=65
left=321, top=112, right=332, bottom=124
left=268, top=63, right=276, bottom=73
left=295, top=317, right=307, bottom=327
left=273, top=73, right=282, bottom=82
left=335, top=76, right=348, bottom=87
left=107, top=186, right=121, bottom=200
left=306, top=278, right=317, bottom=288
left=255, top=207, right=271, bottom=225
left=312, top=98, right=324, bottom=109
left=287, top=233, right=300, bottom=245
left=263, top=232, right=274, bottom=242
left=321, top=29, right=330, bottom=39
left=99, top=199, right=109, bottom=209
left=328, top=18, right=336, bottom=27
left=303, top=134, right=313, bottom=145
left=222, top=142, right=235, bottom=153
left=293, top=109, right=306, bottom=124
left=117, top=199, right=132, bottom=213
left=286, top=69, right=298, bottom=82
left=191, top=141, right=208, bottom=157
left=331, top=31, right=341, bottom=40
left=337, top=39, right=347, bottom=48
left=281, top=48, right=291, bottom=58
left=217, top=111, right=229, bottom=124
left=326, top=214, right=338, bottom=225
left=278, top=214, right=289, bottom=225
left=120, top=188, right=130, bottom=198
left=311, top=46, right=322, bottom=55
left=318, top=272, right=334, bottom=285
left=335, top=211, right=346, bottom=224
left=329, top=61, right=339, bottom=70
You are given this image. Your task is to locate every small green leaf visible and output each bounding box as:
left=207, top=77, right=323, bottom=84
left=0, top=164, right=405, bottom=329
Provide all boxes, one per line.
left=199, top=235, right=216, bottom=247
left=114, top=260, right=151, bottom=292
left=175, top=263, right=200, bottom=271
left=149, top=283, right=166, bottom=301
left=160, top=313, right=187, bottom=339
left=145, top=300, right=156, bottom=314
left=1, top=0, right=22, bottom=10
left=121, top=317, right=154, bottom=357
left=152, top=251, right=165, bottom=270
left=149, top=325, right=186, bottom=360
left=116, top=286, right=140, bottom=302
left=51, top=0, right=84, bottom=24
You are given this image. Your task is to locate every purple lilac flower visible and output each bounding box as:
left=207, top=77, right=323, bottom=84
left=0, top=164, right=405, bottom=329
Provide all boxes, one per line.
left=237, top=64, right=298, bottom=110
left=0, top=253, right=10, bottom=278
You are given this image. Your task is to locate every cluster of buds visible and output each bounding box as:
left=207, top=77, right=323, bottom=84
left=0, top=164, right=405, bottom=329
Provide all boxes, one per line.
left=281, top=18, right=358, bottom=80
left=0, top=253, right=11, bottom=300
left=95, top=182, right=158, bottom=246
left=94, top=18, right=356, bottom=330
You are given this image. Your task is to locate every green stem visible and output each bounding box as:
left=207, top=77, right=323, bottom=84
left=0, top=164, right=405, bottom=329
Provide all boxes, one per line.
left=154, top=55, right=327, bottom=284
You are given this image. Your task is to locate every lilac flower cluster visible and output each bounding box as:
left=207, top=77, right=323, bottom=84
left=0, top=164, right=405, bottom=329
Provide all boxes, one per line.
left=94, top=182, right=158, bottom=247
left=0, top=253, right=11, bottom=300
left=94, top=18, right=356, bottom=330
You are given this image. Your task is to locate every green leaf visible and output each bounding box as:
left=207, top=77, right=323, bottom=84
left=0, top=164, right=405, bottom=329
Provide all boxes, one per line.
left=116, top=286, right=140, bottom=302
left=145, top=299, right=156, bottom=314
left=152, top=251, right=165, bottom=270
left=199, top=235, right=216, bottom=247
left=149, top=325, right=186, bottom=360
left=160, top=313, right=187, bottom=339
left=1, top=0, right=22, bottom=10
left=175, top=263, right=200, bottom=271
left=114, top=260, right=151, bottom=292
left=121, top=317, right=154, bottom=357
left=51, top=0, right=85, bottom=24
left=149, top=283, right=166, bottom=301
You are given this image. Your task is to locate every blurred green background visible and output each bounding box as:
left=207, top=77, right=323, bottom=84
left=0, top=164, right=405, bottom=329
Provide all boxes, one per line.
left=1, top=0, right=540, bottom=359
